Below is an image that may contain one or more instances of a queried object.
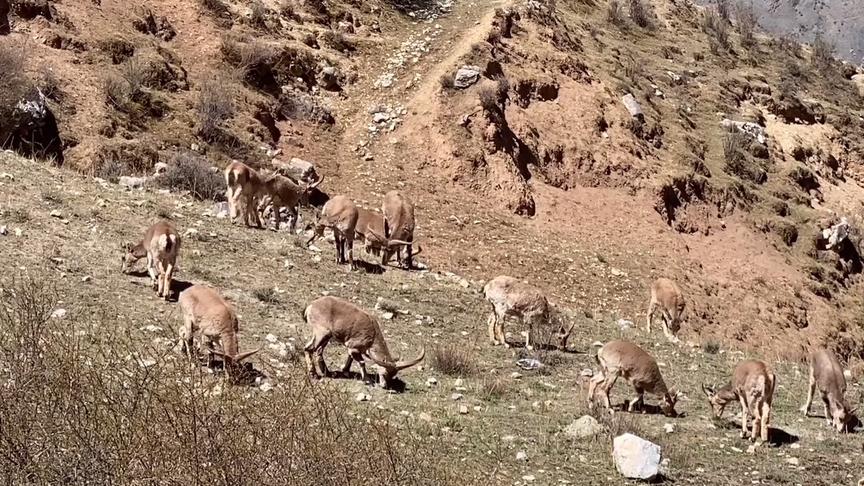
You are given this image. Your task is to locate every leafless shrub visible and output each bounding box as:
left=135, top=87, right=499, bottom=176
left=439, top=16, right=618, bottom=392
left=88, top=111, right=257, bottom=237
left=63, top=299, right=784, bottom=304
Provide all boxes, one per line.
left=811, top=34, right=835, bottom=69
left=196, top=75, right=235, bottom=141
left=607, top=0, right=624, bottom=25
left=279, top=0, right=297, bottom=19
left=249, top=1, right=267, bottom=28
left=703, top=341, right=720, bottom=354
left=478, top=376, right=508, bottom=401
left=628, top=0, right=651, bottom=28
left=36, top=64, right=62, bottom=101
left=0, top=275, right=455, bottom=484
left=0, top=40, right=32, bottom=130
left=723, top=128, right=766, bottom=183
left=495, top=76, right=510, bottom=104
left=319, top=30, right=354, bottom=53
left=431, top=344, right=474, bottom=376
left=153, top=152, right=226, bottom=201
left=734, top=1, right=757, bottom=47
left=716, top=0, right=731, bottom=22
left=439, top=73, right=455, bottom=91
left=478, top=86, right=499, bottom=112
left=253, top=286, right=279, bottom=303
left=199, top=0, right=229, bottom=15
left=702, top=8, right=730, bottom=52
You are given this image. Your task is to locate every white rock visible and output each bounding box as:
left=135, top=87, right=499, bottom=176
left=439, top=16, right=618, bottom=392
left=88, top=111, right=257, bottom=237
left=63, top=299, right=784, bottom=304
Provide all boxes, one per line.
left=259, top=382, right=274, bottom=392
left=458, top=405, right=469, bottom=414
left=564, top=415, right=603, bottom=439
left=663, top=423, right=675, bottom=434
left=0, top=226, right=6, bottom=236
left=721, top=119, right=766, bottom=145
left=426, top=377, right=438, bottom=386
left=785, top=457, right=799, bottom=466
left=81, top=276, right=92, bottom=283
left=522, top=475, right=535, bottom=482
left=616, top=318, right=634, bottom=330
left=454, top=65, right=481, bottom=89
left=451, top=393, right=464, bottom=401
left=418, top=412, right=433, bottom=422
left=153, top=162, right=169, bottom=175
left=49, top=210, right=62, bottom=218
left=265, top=333, right=279, bottom=343
left=454, top=378, right=465, bottom=388
left=511, top=372, right=523, bottom=379
left=51, top=308, right=67, bottom=319
left=382, top=311, right=395, bottom=320
left=516, top=451, right=528, bottom=461
left=621, top=94, right=643, bottom=118
left=612, top=433, right=662, bottom=480
left=356, top=392, right=371, bottom=402
left=119, top=176, right=148, bottom=189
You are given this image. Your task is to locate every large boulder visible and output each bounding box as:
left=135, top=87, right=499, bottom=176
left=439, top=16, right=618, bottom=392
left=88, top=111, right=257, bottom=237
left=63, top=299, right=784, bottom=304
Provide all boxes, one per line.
left=3, top=90, right=64, bottom=164
left=454, top=65, right=481, bottom=89
left=612, top=433, right=662, bottom=480
left=273, top=157, right=319, bottom=183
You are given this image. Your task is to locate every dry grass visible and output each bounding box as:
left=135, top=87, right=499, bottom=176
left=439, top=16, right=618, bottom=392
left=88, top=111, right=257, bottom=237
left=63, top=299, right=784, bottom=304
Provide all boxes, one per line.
left=319, top=30, right=354, bottom=53
left=702, top=8, right=730, bottom=53
left=196, top=75, right=235, bottom=141
left=606, top=0, right=624, bottom=25
left=734, top=0, right=757, bottom=48
left=153, top=152, right=226, bottom=201
left=628, top=0, right=651, bottom=29
left=0, top=39, right=32, bottom=137
left=249, top=1, right=268, bottom=28
left=810, top=34, right=835, bottom=69
left=0, top=276, right=454, bottom=485
left=431, top=344, right=475, bottom=376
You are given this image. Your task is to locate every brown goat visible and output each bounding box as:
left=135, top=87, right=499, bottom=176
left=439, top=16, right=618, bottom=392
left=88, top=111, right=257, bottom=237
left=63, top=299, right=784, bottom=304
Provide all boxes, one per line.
left=800, top=348, right=857, bottom=432
left=382, top=190, right=417, bottom=268
left=702, top=359, right=775, bottom=444
left=646, top=277, right=686, bottom=343
left=306, top=195, right=359, bottom=268
left=121, top=221, right=180, bottom=300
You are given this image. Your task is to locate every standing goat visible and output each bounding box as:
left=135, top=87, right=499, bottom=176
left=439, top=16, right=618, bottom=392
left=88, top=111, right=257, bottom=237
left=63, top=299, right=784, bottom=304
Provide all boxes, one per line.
left=121, top=221, right=180, bottom=300
left=303, top=296, right=425, bottom=388
left=588, top=340, right=680, bottom=417
left=800, top=348, right=857, bottom=432
left=646, top=277, right=686, bottom=343
left=261, top=173, right=324, bottom=232
left=702, top=359, right=775, bottom=444
left=224, top=161, right=267, bottom=228
left=483, top=275, right=574, bottom=350
left=306, top=195, right=359, bottom=268
left=178, top=285, right=260, bottom=376
left=354, top=207, right=387, bottom=257
left=382, top=190, right=417, bottom=268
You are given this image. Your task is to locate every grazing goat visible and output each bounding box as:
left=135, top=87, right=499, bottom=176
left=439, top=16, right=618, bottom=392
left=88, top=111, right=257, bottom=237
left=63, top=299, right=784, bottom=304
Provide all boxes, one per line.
left=261, top=173, right=324, bottom=232
left=588, top=340, right=679, bottom=417
left=702, top=359, right=775, bottom=443
left=303, top=296, right=425, bottom=387
left=178, top=285, right=260, bottom=376
left=382, top=190, right=417, bottom=268
left=224, top=161, right=266, bottom=228
left=354, top=207, right=387, bottom=257
left=121, top=221, right=180, bottom=300
left=306, top=195, right=359, bottom=268
left=483, top=275, right=574, bottom=350
left=646, top=277, right=686, bottom=343
left=800, top=348, right=857, bottom=432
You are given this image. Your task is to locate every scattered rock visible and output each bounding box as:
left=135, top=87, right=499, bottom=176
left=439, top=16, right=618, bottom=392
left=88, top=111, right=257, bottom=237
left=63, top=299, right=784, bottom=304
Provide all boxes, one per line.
left=454, top=378, right=465, bottom=388
left=613, top=433, right=662, bottom=480
left=451, top=393, right=464, bottom=401
left=273, top=157, right=319, bottom=183
left=458, top=405, right=469, bottom=414
left=510, top=372, right=523, bottom=379
left=621, top=94, right=643, bottom=119
left=259, top=382, right=273, bottom=392
left=51, top=308, right=67, bottom=319
left=355, top=392, right=371, bottom=402
left=14, top=228, right=23, bottom=237
left=663, top=423, right=675, bottom=434
left=516, top=358, right=544, bottom=370
left=516, top=451, right=528, bottom=461
left=721, top=119, right=766, bottom=145
left=0, top=226, right=7, bottom=236
left=426, top=377, right=438, bottom=387
left=318, top=65, right=341, bottom=91
left=822, top=217, right=849, bottom=251
left=564, top=415, right=603, bottom=439
left=616, top=319, right=633, bottom=331
left=454, top=65, right=481, bottom=89
left=49, top=209, right=62, bottom=218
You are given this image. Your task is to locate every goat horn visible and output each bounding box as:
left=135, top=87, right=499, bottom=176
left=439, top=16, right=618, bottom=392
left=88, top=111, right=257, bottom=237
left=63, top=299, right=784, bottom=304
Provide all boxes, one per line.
left=210, top=347, right=261, bottom=363
left=364, top=352, right=396, bottom=370
left=387, top=238, right=416, bottom=247
left=408, top=244, right=423, bottom=258
left=395, top=347, right=425, bottom=371
left=308, top=175, right=324, bottom=189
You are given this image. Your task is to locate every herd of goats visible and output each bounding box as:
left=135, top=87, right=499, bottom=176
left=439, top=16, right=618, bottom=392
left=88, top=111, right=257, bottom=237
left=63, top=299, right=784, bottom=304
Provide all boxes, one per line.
left=117, top=159, right=859, bottom=446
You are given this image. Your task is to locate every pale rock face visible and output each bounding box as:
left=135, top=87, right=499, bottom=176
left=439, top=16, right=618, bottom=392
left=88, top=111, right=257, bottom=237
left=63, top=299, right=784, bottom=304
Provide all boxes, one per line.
left=454, top=65, right=481, bottom=89
left=612, top=433, right=662, bottom=480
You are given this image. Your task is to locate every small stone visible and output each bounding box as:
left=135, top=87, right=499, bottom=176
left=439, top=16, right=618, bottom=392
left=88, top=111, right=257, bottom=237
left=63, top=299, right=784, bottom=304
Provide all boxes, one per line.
left=454, top=65, right=481, bottom=89
left=458, top=405, right=469, bottom=414
left=785, top=457, right=799, bottom=466
left=565, top=415, right=603, bottom=439
left=454, top=378, right=465, bottom=388
left=0, top=226, right=7, bottom=236
left=511, top=372, right=522, bottom=379
left=516, top=451, right=528, bottom=461
left=81, top=276, right=92, bottom=283
left=51, top=308, right=67, bottom=319
left=746, top=445, right=757, bottom=454
left=265, top=333, right=279, bottom=343
left=373, top=112, right=390, bottom=123
left=418, top=412, right=433, bottom=422
left=663, top=423, right=675, bottom=434
left=49, top=210, right=62, bottom=218
left=580, top=368, right=594, bottom=377
left=382, top=311, right=394, bottom=320
left=426, top=377, right=438, bottom=386
left=356, top=392, right=371, bottom=402
left=259, top=382, right=273, bottom=392
left=451, top=393, right=464, bottom=401
left=522, top=475, right=535, bottom=482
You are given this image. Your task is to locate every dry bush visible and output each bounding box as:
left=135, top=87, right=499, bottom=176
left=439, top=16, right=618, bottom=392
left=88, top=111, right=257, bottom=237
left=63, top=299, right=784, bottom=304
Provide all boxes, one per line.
left=36, top=64, right=62, bottom=101
left=103, top=57, right=149, bottom=112
left=607, top=0, right=624, bottom=25
left=478, top=86, right=499, bottom=112
left=715, top=0, right=731, bottom=22
left=319, top=30, right=354, bottom=53
left=723, top=129, right=766, bottom=184
left=199, top=0, right=229, bottom=15
left=196, top=75, right=235, bottom=141
left=249, top=1, right=268, bottom=28
left=478, top=376, right=508, bottom=401
left=628, top=0, right=651, bottom=28
left=734, top=0, right=757, bottom=47
left=253, top=286, right=279, bottom=303
left=702, top=8, right=730, bottom=52
left=0, top=39, right=33, bottom=130
left=439, top=73, right=455, bottom=91
left=153, top=152, right=226, bottom=201
left=279, top=0, right=297, bottom=19
left=0, top=276, right=455, bottom=484
left=811, top=34, right=835, bottom=69
left=431, top=344, right=474, bottom=376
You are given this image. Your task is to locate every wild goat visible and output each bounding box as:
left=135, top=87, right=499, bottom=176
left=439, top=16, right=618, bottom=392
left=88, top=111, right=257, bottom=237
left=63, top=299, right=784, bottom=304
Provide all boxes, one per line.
left=261, top=173, right=324, bottom=232
left=702, top=359, right=775, bottom=443
left=178, top=285, right=260, bottom=376
left=306, top=195, right=359, bottom=268
left=354, top=207, right=387, bottom=257
left=303, top=296, right=425, bottom=387
left=381, top=190, right=418, bottom=268
left=483, top=275, right=574, bottom=350
left=800, top=348, right=857, bottom=432
left=588, top=340, right=680, bottom=417
left=224, top=160, right=266, bottom=228
left=121, top=221, right=180, bottom=300
left=646, top=277, right=686, bottom=343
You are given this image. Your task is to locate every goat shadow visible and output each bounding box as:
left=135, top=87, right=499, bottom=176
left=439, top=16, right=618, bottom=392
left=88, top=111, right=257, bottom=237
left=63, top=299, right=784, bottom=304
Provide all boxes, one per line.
left=326, top=369, right=407, bottom=393
left=614, top=402, right=686, bottom=419
left=712, top=417, right=799, bottom=446
left=204, top=358, right=269, bottom=387
left=353, top=260, right=386, bottom=275
left=122, top=272, right=193, bottom=303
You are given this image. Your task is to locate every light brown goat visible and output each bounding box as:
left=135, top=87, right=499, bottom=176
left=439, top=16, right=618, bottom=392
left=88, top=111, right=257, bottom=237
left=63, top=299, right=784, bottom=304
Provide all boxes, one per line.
left=381, top=190, right=418, bottom=268
left=646, top=277, right=686, bottom=342
left=702, top=359, right=775, bottom=444
left=800, top=348, right=857, bottom=432
left=588, top=340, right=679, bottom=417
left=224, top=161, right=266, bottom=228
left=121, top=221, right=180, bottom=300
left=261, top=173, right=323, bottom=232
left=483, top=275, right=574, bottom=350
left=178, top=285, right=260, bottom=375
left=306, top=195, right=359, bottom=268
left=303, top=296, right=425, bottom=387
left=354, top=207, right=388, bottom=257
